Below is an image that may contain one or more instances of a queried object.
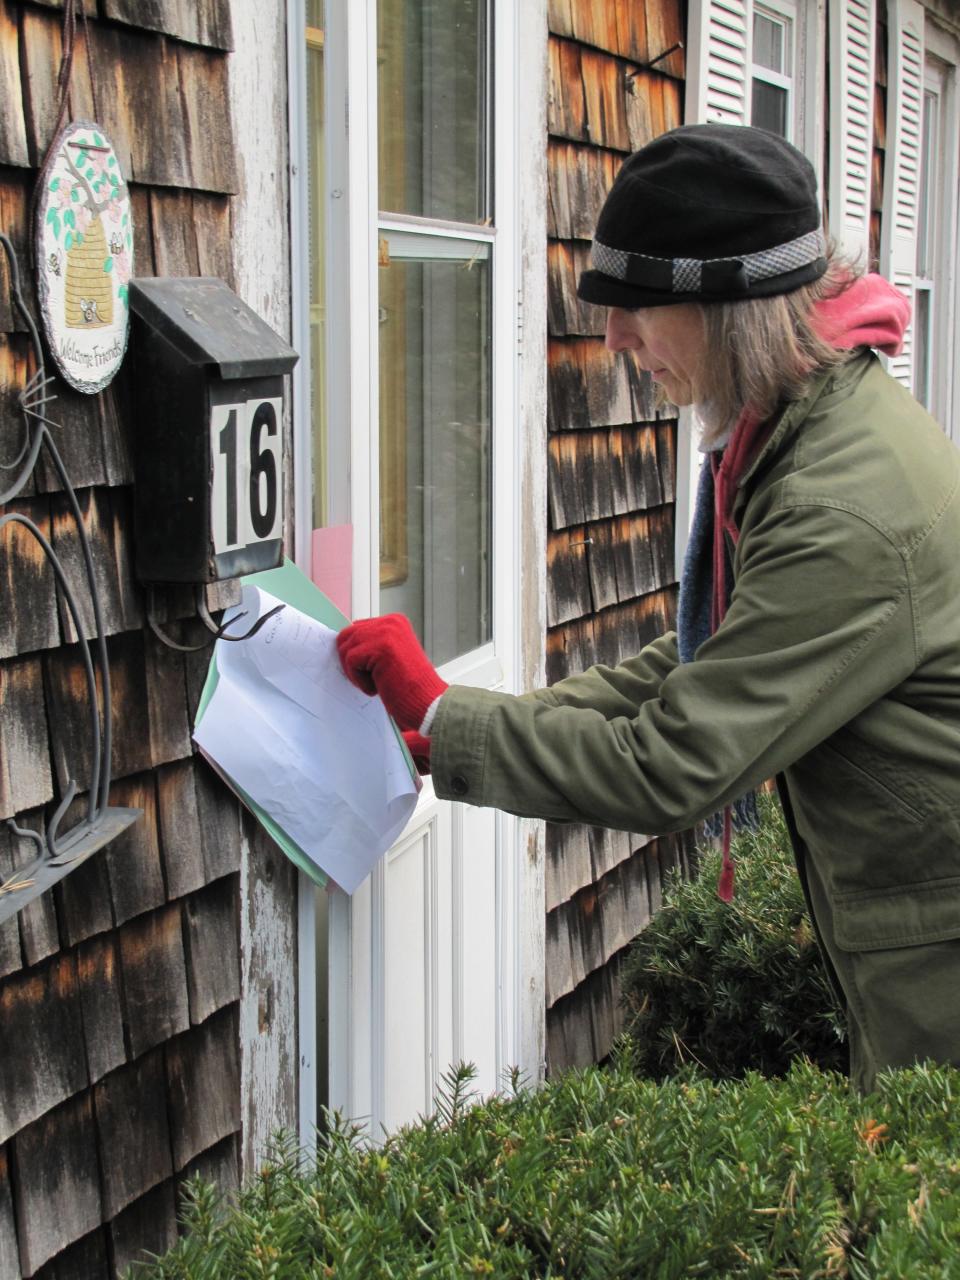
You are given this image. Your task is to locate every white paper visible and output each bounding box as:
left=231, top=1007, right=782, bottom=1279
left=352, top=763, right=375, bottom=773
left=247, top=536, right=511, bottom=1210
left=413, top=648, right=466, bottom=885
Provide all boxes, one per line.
left=194, top=585, right=418, bottom=893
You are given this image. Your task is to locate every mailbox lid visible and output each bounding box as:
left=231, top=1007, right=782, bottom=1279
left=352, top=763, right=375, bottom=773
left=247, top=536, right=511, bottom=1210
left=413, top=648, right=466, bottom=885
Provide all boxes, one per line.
left=129, top=276, right=298, bottom=379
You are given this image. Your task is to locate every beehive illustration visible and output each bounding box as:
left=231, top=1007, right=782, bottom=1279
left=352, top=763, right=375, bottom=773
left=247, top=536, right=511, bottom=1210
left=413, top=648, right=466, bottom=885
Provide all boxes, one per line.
left=64, top=212, right=113, bottom=328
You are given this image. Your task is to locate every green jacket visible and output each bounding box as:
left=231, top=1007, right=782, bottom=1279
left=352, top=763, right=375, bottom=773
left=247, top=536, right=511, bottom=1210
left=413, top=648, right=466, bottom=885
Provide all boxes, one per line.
left=432, top=352, right=960, bottom=1091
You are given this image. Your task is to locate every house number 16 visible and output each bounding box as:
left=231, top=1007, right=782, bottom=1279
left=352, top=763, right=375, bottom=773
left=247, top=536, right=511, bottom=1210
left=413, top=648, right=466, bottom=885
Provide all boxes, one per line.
left=210, top=396, right=283, bottom=555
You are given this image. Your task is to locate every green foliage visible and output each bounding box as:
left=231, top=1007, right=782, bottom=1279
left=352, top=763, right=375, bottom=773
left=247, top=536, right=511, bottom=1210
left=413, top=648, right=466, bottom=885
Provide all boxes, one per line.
left=133, top=1060, right=960, bottom=1279
left=620, top=795, right=847, bottom=1080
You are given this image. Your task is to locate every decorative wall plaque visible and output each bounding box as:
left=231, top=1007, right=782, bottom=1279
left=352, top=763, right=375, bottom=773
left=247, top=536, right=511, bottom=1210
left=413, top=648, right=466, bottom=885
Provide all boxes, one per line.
left=35, top=120, right=133, bottom=394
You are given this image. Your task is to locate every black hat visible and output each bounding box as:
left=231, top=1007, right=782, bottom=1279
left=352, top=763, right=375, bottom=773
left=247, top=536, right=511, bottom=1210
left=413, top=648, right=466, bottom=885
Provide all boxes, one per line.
left=577, top=124, right=827, bottom=309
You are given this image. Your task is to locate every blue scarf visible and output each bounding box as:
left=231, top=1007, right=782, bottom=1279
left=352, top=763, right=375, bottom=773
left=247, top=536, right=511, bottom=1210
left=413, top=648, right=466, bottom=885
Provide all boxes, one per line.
left=677, top=455, right=758, bottom=842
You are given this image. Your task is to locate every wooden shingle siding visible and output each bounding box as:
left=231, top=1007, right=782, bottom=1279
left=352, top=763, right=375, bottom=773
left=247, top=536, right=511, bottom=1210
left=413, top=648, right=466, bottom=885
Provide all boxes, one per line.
left=0, top=3, right=247, bottom=1273
left=0, top=9, right=28, bottom=170
left=102, top=0, right=234, bottom=52
left=545, top=0, right=690, bottom=1072
left=0, top=1149, right=18, bottom=1280
left=13, top=1094, right=102, bottom=1276
left=93, top=1049, right=173, bottom=1219
left=108, top=1181, right=178, bottom=1279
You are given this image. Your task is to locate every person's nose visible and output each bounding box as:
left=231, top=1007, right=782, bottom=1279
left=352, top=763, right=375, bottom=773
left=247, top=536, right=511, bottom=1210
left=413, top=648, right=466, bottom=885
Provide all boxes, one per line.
left=605, top=307, right=640, bottom=354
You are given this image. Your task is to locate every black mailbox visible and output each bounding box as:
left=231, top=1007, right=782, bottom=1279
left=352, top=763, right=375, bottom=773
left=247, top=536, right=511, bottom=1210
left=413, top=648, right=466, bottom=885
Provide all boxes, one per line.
left=129, top=277, right=299, bottom=584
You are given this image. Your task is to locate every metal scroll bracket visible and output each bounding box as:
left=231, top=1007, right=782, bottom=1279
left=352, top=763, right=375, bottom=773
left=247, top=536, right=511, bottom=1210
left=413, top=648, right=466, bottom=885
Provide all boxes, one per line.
left=0, top=231, right=141, bottom=926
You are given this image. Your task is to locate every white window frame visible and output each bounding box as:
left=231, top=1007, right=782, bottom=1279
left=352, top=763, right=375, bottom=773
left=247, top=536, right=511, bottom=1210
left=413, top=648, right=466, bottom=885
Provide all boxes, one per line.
left=750, top=1, right=796, bottom=140
left=288, top=0, right=546, bottom=1143
left=921, top=20, right=960, bottom=440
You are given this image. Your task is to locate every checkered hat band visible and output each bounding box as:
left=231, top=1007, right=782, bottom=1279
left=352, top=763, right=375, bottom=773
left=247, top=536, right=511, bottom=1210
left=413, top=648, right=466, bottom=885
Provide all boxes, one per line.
left=591, top=228, right=826, bottom=292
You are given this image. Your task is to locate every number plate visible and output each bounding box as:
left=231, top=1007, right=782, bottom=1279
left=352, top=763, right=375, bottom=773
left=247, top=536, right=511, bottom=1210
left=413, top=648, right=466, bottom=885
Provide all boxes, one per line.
left=210, top=396, right=283, bottom=555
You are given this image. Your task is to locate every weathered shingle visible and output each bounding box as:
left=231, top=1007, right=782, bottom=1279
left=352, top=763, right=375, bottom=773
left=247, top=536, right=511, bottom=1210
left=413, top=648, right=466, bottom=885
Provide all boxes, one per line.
left=0, top=1146, right=19, bottom=1280
left=156, top=759, right=207, bottom=900
left=548, top=141, right=619, bottom=240
left=12, top=1093, right=102, bottom=1276
left=75, top=934, right=126, bottom=1083
left=0, top=953, right=87, bottom=1145
left=548, top=338, right=665, bottom=430
left=33, top=1227, right=111, bottom=1280
left=182, top=876, right=240, bottom=1024
left=103, top=774, right=166, bottom=925
left=50, top=487, right=139, bottom=644
left=93, top=1049, right=173, bottom=1218
left=0, top=656, right=53, bottom=819
left=102, top=0, right=234, bottom=51
left=0, top=4, right=29, bottom=168
left=118, top=901, right=190, bottom=1059
left=108, top=1180, right=178, bottom=1278
left=0, top=494, right=60, bottom=659
left=55, top=836, right=115, bottom=949
left=166, top=1005, right=240, bottom=1170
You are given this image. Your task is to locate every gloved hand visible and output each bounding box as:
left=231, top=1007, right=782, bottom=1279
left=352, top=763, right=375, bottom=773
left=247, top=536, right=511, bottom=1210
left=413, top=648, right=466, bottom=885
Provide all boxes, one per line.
left=402, top=729, right=432, bottom=775
left=336, top=613, right=447, bottom=733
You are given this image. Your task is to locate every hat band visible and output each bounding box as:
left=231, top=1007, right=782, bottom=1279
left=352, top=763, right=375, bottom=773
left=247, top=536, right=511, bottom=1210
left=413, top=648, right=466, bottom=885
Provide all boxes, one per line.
left=590, top=228, right=826, bottom=297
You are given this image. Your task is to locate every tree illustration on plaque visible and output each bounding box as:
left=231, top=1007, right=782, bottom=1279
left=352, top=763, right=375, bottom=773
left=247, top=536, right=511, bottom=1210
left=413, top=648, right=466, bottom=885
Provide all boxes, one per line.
left=35, top=119, right=133, bottom=394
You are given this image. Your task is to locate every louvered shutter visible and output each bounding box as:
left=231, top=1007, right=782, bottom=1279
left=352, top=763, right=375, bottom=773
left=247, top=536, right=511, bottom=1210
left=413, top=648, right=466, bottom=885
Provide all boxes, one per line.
left=827, top=0, right=876, bottom=262
left=881, top=0, right=924, bottom=390
left=686, top=0, right=752, bottom=126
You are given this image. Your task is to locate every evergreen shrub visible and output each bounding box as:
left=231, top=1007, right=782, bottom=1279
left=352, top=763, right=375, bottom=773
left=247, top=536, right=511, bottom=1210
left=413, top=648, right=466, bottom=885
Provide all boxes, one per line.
left=136, top=1060, right=960, bottom=1279
left=620, top=793, right=848, bottom=1080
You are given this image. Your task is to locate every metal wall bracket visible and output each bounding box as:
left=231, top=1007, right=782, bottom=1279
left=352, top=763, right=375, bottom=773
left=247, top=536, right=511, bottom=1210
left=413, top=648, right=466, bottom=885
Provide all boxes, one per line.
left=0, top=231, right=141, bottom=926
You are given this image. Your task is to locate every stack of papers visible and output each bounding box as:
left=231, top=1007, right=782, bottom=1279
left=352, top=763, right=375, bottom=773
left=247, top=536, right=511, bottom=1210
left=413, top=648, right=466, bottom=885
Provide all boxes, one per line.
left=193, top=561, right=420, bottom=893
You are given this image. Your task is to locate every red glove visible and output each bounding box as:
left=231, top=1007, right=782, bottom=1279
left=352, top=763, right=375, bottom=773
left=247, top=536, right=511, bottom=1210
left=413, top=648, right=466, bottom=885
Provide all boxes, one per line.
left=403, top=730, right=432, bottom=775
left=337, top=614, right=447, bottom=733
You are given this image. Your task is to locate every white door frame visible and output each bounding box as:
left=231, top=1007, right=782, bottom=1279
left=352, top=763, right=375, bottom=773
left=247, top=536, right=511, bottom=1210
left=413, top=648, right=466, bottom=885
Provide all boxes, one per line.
left=288, top=0, right=547, bottom=1140
left=923, top=14, right=960, bottom=440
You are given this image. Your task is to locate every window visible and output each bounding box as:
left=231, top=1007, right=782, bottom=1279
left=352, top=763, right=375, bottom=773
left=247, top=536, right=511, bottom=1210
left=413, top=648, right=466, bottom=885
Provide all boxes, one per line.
left=751, top=6, right=794, bottom=138
left=305, top=3, right=328, bottom=529
left=377, top=0, right=493, bottom=666
left=687, top=0, right=817, bottom=161
left=913, top=68, right=941, bottom=411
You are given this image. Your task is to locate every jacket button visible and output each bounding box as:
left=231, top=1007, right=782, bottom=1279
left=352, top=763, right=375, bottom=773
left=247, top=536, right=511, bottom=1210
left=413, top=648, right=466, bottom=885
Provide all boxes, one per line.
left=450, top=774, right=469, bottom=797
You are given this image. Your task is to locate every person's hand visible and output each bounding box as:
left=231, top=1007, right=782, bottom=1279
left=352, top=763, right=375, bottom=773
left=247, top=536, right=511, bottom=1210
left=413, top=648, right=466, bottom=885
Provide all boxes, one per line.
left=336, top=614, right=447, bottom=732
left=402, top=729, right=432, bottom=775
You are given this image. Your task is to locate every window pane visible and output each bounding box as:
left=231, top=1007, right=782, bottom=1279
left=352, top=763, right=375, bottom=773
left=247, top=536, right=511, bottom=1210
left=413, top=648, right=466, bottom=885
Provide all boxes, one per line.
left=752, top=78, right=788, bottom=136
left=378, top=0, right=489, bottom=223
left=378, top=238, right=492, bottom=665
left=753, top=13, right=784, bottom=73
left=917, top=88, right=939, bottom=278
left=306, top=2, right=327, bottom=528
left=915, top=288, right=931, bottom=409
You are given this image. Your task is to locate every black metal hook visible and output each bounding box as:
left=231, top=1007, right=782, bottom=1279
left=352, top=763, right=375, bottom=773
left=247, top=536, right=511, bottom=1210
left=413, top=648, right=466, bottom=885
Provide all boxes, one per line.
left=198, top=592, right=285, bottom=641
left=146, top=584, right=286, bottom=651
left=626, top=41, right=683, bottom=77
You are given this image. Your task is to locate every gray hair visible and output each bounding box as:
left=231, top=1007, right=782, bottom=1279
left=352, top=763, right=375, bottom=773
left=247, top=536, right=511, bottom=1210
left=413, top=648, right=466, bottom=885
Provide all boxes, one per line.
left=692, top=250, right=861, bottom=445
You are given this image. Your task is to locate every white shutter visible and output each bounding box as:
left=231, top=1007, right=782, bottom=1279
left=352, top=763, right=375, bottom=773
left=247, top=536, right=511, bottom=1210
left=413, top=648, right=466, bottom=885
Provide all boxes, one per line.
left=881, top=0, right=925, bottom=390
left=686, top=0, right=752, bottom=126
left=827, top=0, right=876, bottom=262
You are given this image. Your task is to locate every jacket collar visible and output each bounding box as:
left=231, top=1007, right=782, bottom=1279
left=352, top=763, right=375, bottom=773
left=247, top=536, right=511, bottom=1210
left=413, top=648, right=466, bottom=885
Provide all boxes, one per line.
left=733, top=350, right=875, bottom=501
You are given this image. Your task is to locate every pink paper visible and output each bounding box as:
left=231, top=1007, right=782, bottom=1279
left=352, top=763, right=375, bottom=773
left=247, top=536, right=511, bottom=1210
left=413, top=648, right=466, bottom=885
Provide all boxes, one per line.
left=310, top=525, right=353, bottom=619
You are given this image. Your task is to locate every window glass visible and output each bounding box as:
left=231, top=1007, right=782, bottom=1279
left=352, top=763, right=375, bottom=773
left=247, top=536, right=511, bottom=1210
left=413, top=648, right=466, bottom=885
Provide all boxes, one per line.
left=915, top=288, right=931, bottom=409
left=917, top=87, right=939, bottom=278
left=377, top=0, right=489, bottom=223
left=378, top=234, right=492, bottom=665
left=754, top=12, right=785, bottom=72
left=306, top=1, right=327, bottom=527
left=751, top=7, right=792, bottom=139
left=752, top=80, right=788, bottom=134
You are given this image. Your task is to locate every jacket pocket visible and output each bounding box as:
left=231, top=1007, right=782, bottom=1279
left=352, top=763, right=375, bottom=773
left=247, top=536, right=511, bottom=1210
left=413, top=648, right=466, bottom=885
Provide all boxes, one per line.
left=820, top=739, right=926, bottom=824
left=833, top=877, right=960, bottom=951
